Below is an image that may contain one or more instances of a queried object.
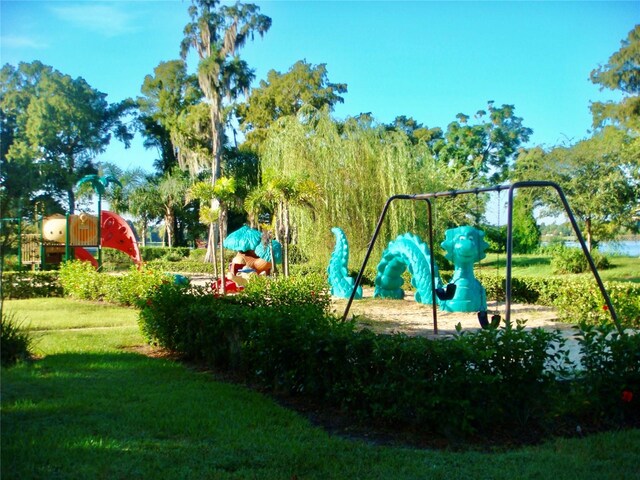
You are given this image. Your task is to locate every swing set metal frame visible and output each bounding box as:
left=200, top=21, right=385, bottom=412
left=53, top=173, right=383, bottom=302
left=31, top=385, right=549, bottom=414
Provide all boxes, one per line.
left=341, top=180, right=622, bottom=335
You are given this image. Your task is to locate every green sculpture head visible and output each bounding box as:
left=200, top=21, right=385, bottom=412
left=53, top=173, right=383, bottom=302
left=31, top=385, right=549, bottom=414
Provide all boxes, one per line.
left=441, top=226, right=489, bottom=266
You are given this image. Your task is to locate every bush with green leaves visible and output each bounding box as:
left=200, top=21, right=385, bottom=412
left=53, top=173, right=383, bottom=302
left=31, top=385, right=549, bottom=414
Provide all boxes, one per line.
left=1, top=311, right=32, bottom=366
left=146, top=259, right=215, bottom=274
left=1, top=271, right=62, bottom=299
left=140, top=276, right=640, bottom=440
left=58, top=260, right=101, bottom=300
left=572, top=323, right=640, bottom=425
left=101, top=266, right=169, bottom=306
left=140, top=246, right=191, bottom=262
left=553, top=278, right=640, bottom=328
left=58, top=261, right=168, bottom=306
left=551, top=246, right=610, bottom=274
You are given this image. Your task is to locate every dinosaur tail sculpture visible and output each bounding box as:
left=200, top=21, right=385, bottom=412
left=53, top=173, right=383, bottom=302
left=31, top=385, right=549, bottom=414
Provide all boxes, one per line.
left=373, top=232, right=443, bottom=304
left=327, top=227, right=363, bottom=299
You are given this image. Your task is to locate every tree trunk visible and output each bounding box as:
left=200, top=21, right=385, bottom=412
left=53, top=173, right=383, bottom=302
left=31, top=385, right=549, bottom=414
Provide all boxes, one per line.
left=68, top=189, right=75, bottom=214
left=140, top=222, right=147, bottom=247
left=218, top=219, right=226, bottom=295
left=585, top=217, right=592, bottom=253
left=205, top=221, right=219, bottom=279
left=283, top=201, right=290, bottom=277
left=165, top=208, right=175, bottom=248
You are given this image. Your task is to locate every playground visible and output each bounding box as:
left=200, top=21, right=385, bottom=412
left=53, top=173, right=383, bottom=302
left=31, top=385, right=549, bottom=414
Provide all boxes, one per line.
left=331, top=288, right=561, bottom=336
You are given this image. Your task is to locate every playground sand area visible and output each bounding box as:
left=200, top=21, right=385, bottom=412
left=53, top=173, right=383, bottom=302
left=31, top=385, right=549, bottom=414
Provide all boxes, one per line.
left=331, top=287, right=571, bottom=338
left=188, top=276, right=571, bottom=337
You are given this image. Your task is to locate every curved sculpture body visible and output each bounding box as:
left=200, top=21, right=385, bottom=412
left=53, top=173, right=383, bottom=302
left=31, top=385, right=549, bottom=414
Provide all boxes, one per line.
left=327, top=227, right=363, bottom=299
left=439, top=226, right=488, bottom=312
left=374, top=232, right=442, bottom=304
left=373, top=226, right=488, bottom=312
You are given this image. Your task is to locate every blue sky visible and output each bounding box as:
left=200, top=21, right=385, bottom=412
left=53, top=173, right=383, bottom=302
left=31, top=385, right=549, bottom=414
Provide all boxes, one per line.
left=1, top=0, right=637, bottom=174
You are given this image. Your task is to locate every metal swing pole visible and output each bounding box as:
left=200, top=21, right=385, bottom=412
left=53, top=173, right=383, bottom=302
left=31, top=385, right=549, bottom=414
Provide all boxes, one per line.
left=342, top=194, right=412, bottom=322
left=343, top=181, right=621, bottom=334
left=505, top=181, right=622, bottom=334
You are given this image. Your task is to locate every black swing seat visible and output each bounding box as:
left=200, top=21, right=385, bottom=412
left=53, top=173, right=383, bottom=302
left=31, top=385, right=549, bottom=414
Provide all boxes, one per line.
left=435, top=283, right=456, bottom=301
left=477, top=311, right=501, bottom=329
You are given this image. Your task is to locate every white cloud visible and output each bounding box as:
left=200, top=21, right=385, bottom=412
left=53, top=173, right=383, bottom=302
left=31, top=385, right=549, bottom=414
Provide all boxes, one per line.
left=50, top=3, right=136, bottom=37
left=0, top=35, right=48, bottom=49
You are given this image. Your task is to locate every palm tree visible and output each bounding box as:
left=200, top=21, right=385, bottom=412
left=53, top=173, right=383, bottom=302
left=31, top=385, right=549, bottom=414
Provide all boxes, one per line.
left=129, top=179, right=163, bottom=248
left=180, top=0, right=271, bottom=264
left=247, top=173, right=321, bottom=276
left=156, top=170, right=189, bottom=248
left=76, top=174, right=122, bottom=267
left=98, top=163, right=147, bottom=216
left=188, top=176, right=237, bottom=289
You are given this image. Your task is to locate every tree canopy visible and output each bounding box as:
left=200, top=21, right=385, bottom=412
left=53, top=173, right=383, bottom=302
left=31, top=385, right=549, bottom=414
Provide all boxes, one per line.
left=590, top=25, right=640, bottom=133
left=1, top=61, right=133, bottom=214
left=236, top=60, right=347, bottom=149
left=433, top=102, right=532, bottom=184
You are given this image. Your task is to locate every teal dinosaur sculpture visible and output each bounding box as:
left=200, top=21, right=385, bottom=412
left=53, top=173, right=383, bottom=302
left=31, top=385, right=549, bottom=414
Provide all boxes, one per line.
left=439, top=226, right=489, bottom=312
left=373, top=226, right=488, bottom=312
left=327, top=227, right=363, bottom=299
left=373, top=232, right=444, bottom=304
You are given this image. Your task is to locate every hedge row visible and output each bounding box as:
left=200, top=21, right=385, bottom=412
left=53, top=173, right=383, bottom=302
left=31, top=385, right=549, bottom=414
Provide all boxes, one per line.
left=4, top=260, right=639, bottom=328
left=57, top=261, right=168, bottom=307
left=139, top=277, right=639, bottom=441
left=1, top=271, right=62, bottom=299
left=475, top=272, right=640, bottom=328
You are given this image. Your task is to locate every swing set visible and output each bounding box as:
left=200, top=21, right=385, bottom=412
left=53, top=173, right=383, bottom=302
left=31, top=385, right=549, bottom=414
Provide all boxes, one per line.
left=342, top=180, right=622, bottom=335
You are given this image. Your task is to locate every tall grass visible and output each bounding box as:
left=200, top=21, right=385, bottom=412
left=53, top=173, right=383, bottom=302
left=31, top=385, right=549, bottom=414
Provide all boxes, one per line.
left=2, top=298, right=638, bottom=479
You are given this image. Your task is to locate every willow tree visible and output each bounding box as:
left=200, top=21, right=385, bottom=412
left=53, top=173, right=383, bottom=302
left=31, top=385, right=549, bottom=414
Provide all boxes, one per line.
left=259, top=107, right=464, bottom=266
left=180, top=0, right=271, bottom=263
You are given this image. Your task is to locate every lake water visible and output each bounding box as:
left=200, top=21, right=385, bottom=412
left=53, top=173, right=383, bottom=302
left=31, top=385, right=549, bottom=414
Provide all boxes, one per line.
left=564, top=240, right=640, bottom=257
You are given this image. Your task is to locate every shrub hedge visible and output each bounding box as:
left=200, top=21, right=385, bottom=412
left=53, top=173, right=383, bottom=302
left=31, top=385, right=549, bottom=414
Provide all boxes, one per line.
left=1, top=271, right=62, bottom=299
left=475, top=272, right=640, bottom=328
left=58, top=261, right=168, bottom=307
left=138, top=277, right=639, bottom=440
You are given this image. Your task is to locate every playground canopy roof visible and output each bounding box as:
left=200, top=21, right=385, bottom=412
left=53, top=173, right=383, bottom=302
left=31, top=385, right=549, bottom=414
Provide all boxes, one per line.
left=223, top=226, right=261, bottom=252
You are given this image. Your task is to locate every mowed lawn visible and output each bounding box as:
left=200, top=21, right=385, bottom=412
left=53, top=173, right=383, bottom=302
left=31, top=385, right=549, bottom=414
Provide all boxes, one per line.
left=2, top=298, right=639, bottom=480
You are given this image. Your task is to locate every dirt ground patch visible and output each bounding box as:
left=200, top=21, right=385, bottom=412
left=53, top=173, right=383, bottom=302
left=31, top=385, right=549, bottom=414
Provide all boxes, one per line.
left=332, top=287, right=572, bottom=337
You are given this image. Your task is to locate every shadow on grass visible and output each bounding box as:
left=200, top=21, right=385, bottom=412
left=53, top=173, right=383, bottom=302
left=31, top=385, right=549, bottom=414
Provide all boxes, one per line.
left=4, top=351, right=640, bottom=480
left=1, top=351, right=340, bottom=479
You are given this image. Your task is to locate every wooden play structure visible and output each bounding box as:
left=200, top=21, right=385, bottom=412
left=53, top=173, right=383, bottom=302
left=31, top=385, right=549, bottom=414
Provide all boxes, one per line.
left=19, top=210, right=141, bottom=270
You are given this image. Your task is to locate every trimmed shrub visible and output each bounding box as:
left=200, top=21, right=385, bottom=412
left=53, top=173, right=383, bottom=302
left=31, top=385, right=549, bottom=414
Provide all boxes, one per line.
left=146, top=259, right=215, bottom=274
left=58, top=261, right=168, bottom=306
left=553, top=278, right=640, bottom=328
left=140, top=246, right=190, bottom=262
left=1, top=311, right=32, bottom=366
left=139, top=279, right=603, bottom=440
left=572, top=323, right=640, bottom=426
left=58, top=260, right=101, bottom=300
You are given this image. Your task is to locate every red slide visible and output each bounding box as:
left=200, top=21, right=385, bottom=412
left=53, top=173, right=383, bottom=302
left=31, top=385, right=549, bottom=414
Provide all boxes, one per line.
left=73, top=246, right=99, bottom=268
left=101, top=211, right=142, bottom=265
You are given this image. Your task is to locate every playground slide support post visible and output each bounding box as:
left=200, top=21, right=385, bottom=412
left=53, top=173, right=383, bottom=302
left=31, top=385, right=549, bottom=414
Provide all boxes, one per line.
left=97, top=195, right=102, bottom=270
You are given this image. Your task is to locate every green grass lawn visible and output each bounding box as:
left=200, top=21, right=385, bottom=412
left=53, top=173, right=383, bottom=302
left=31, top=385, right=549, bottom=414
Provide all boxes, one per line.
left=3, top=298, right=639, bottom=479
left=483, top=253, right=640, bottom=283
